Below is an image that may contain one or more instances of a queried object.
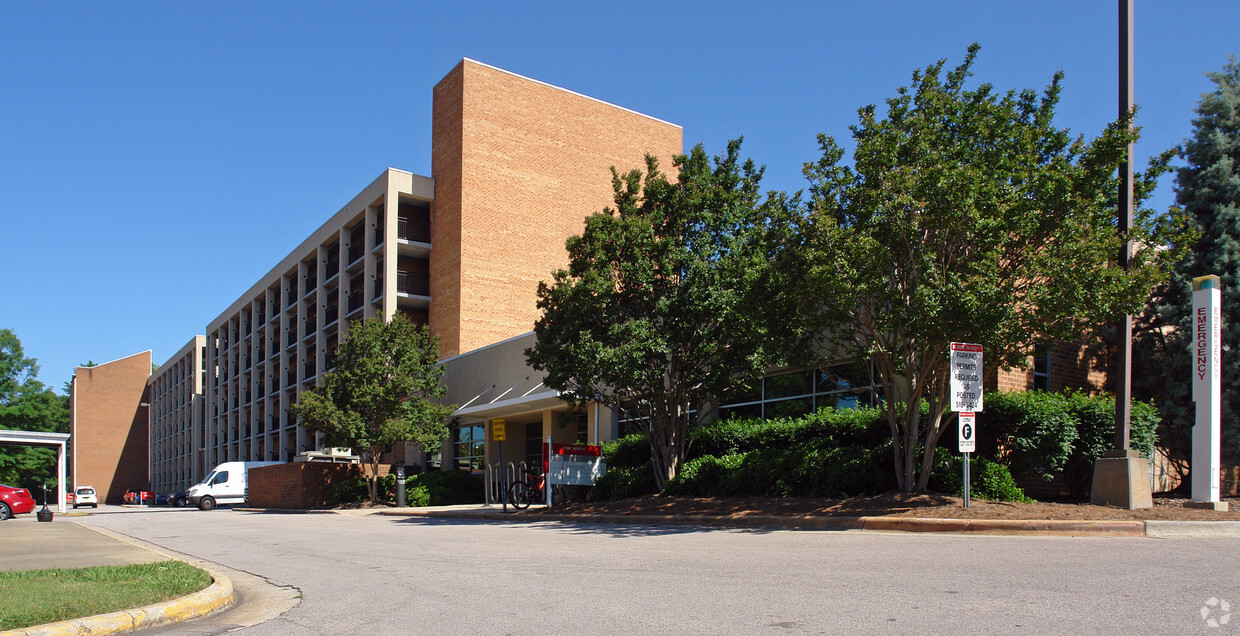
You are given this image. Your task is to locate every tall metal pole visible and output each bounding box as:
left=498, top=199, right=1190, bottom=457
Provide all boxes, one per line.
left=1114, top=0, right=1134, bottom=452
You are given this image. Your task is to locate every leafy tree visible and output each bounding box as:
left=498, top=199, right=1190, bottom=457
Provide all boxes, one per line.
left=290, top=315, right=455, bottom=504
left=1135, top=56, right=1240, bottom=481
left=796, top=45, right=1186, bottom=492
left=526, top=140, right=798, bottom=491
left=0, top=328, right=70, bottom=489
left=0, top=329, right=38, bottom=401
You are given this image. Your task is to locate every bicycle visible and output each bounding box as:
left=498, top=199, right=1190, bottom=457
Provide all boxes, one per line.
left=508, top=465, right=565, bottom=509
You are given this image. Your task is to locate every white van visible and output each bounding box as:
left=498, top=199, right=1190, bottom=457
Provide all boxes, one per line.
left=187, top=461, right=282, bottom=511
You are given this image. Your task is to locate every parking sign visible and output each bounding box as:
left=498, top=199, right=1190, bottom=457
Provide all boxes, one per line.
left=959, top=412, right=976, bottom=453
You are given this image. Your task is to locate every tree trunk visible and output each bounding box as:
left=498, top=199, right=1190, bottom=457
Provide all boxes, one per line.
left=367, top=446, right=382, bottom=504
left=915, top=422, right=941, bottom=492
left=648, top=437, right=678, bottom=493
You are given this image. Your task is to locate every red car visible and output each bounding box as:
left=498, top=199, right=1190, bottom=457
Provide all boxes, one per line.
left=122, top=489, right=157, bottom=505
left=0, top=483, right=36, bottom=521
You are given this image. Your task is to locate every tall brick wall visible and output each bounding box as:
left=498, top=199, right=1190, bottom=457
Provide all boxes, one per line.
left=71, top=351, right=152, bottom=504
left=430, top=59, right=683, bottom=357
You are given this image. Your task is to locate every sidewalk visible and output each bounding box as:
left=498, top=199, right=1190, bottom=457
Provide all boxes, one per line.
left=0, top=515, right=235, bottom=636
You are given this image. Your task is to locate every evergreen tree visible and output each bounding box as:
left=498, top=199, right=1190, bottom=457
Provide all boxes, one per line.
left=1137, top=57, right=1240, bottom=477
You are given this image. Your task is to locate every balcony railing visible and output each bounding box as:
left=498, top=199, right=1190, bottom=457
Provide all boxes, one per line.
left=398, top=217, right=431, bottom=243
left=347, top=292, right=363, bottom=314
left=325, top=304, right=338, bottom=325
left=397, top=271, right=430, bottom=296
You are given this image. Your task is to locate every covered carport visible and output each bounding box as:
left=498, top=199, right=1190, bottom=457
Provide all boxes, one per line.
left=0, top=430, right=70, bottom=513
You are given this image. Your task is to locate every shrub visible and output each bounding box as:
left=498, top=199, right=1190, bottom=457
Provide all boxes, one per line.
left=690, top=406, right=887, bottom=460
left=589, top=461, right=658, bottom=501
left=797, top=442, right=897, bottom=498
left=325, top=476, right=369, bottom=506
left=662, top=440, right=896, bottom=499
left=601, top=433, right=652, bottom=469
left=405, top=484, right=431, bottom=507
left=406, top=470, right=484, bottom=506
left=978, top=391, right=1077, bottom=482
left=1062, top=392, right=1158, bottom=498
left=663, top=454, right=747, bottom=496
left=928, top=448, right=1032, bottom=503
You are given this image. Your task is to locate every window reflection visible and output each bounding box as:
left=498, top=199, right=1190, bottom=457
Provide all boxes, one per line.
left=719, top=361, right=880, bottom=421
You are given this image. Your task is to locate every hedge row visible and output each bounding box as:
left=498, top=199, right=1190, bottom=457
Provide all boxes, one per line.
left=326, top=469, right=484, bottom=507
left=975, top=391, right=1157, bottom=497
left=593, top=391, right=1156, bottom=502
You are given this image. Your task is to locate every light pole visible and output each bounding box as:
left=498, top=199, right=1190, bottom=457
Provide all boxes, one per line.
left=1090, top=0, right=1153, bottom=509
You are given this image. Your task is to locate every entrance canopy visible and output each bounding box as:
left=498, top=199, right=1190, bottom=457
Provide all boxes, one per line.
left=0, top=430, right=71, bottom=513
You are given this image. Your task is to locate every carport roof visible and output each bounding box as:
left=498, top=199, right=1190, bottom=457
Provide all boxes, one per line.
left=0, top=430, right=70, bottom=447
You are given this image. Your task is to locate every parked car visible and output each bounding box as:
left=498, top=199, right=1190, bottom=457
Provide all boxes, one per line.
left=169, top=491, right=189, bottom=507
left=123, top=489, right=140, bottom=505
left=154, top=493, right=168, bottom=506
left=0, top=483, right=36, bottom=521
left=73, top=486, right=98, bottom=509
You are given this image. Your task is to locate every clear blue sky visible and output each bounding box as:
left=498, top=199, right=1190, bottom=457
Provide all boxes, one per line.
left=2, top=2, right=1236, bottom=392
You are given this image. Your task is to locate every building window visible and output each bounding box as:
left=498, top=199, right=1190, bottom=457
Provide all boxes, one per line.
left=525, top=424, right=544, bottom=468
left=1032, top=345, right=1051, bottom=392
left=717, top=361, right=880, bottom=421
left=453, top=424, right=485, bottom=472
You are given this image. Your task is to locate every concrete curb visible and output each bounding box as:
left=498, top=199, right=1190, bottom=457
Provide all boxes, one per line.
left=370, top=507, right=1237, bottom=537
left=854, top=516, right=1147, bottom=536
left=0, top=570, right=234, bottom=636
left=1145, top=520, right=1240, bottom=538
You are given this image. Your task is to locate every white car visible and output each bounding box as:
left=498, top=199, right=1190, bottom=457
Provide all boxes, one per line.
left=73, top=486, right=98, bottom=509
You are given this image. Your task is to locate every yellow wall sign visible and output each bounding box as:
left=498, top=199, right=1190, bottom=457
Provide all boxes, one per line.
left=490, top=418, right=506, bottom=442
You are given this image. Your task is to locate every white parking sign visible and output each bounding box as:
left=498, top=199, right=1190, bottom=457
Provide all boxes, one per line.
left=959, top=412, right=976, bottom=453
left=950, top=342, right=984, bottom=412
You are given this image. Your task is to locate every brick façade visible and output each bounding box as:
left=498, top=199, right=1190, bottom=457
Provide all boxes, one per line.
left=430, top=59, right=683, bottom=358
left=71, top=351, right=152, bottom=504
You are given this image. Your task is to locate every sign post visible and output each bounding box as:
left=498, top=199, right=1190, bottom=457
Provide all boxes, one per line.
left=951, top=343, right=984, bottom=508
left=1191, top=276, right=1225, bottom=508
left=959, top=412, right=976, bottom=507
left=491, top=418, right=507, bottom=512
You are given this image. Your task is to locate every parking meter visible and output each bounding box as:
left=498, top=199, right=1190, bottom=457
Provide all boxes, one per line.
left=395, top=463, right=406, bottom=508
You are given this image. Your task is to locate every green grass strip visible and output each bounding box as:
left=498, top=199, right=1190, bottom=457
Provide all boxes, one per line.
left=0, top=560, right=212, bottom=630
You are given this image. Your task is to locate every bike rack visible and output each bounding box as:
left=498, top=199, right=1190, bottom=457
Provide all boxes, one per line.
left=483, top=460, right=536, bottom=505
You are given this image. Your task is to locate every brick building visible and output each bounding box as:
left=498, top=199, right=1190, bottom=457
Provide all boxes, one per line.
left=190, top=59, right=682, bottom=475
left=70, top=351, right=152, bottom=504
left=124, top=58, right=1112, bottom=499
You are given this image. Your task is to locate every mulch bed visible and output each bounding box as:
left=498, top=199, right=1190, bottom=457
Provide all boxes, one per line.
left=529, top=492, right=1240, bottom=522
